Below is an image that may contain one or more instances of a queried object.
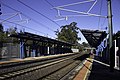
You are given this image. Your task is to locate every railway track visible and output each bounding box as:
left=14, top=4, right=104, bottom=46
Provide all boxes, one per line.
left=0, top=53, right=89, bottom=80
left=41, top=53, right=89, bottom=80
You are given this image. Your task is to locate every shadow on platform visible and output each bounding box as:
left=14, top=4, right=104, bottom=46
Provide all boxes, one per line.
left=88, top=56, right=120, bottom=80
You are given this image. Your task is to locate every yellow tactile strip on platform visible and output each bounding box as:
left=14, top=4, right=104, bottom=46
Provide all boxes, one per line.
left=74, top=58, right=93, bottom=80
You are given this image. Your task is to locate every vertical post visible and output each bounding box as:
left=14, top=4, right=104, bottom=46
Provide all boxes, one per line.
left=107, top=0, right=114, bottom=71
left=48, top=46, right=49, bottom=54
left=32, top=41, right=36, bottom=57
left=20, top=39, right=25, bottom=59
left=114, top=40, right=118, bottom=68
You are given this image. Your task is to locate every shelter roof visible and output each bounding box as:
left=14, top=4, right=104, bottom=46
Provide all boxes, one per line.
left=10, top=32, right=73, bottom=46
left=80, top=29, right=107, bottom=48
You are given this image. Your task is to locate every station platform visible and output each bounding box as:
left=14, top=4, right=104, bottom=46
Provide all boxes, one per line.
left=74, top=55, right=120, bottom=80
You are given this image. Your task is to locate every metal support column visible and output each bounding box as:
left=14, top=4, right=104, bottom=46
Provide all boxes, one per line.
left=20, top=39, right=25, bottom=59
left=32, top=41, right=36, bottom=57
left=107, top=0, right=114, bottom=72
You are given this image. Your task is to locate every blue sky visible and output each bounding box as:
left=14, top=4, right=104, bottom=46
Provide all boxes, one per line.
left=0, top=0, right=120, bottom=43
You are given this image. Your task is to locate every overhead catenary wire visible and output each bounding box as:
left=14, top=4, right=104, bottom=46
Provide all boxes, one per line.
left=44, top=0, right=69, bottom=24
left=17, top=0, right=61, bottom=27
left=52, top=0, right=95, bottom=8
left=100, top=18, right=107, bottom=30
left=22, top=14, right=55, bottom=31
left=0, top=18, right=55, bottom=38
left=0, top=1, right=55, bottom=32
left=45, top=0, right=54, bottom=7
left=0, top=1, right=56, bottom=38
left=0, top=19, right=45, bottom=34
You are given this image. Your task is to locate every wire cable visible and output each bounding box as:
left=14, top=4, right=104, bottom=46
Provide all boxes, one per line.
left=101, top=18, right=107, bottom=30
left=0, top=18, right=55, bottom=38
left=0, top=19, right=44, bottom=34
left=45, top=0, right=54, bottom=7
left=0, top=1, right=55, bottom=32
left=17, top=0, right=60, bottom=27
left=44, top=0, right=69, bottom=24
left=0, top=1, right=56, bottom=38
left=22, top=14, right=55, bottom=31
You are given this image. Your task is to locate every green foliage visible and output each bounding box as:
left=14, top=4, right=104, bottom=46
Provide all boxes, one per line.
left=55, top=22, right=80, bottom=44
left=0, top=25, right=18, bottom=43
left=0, top=24, right=5, bottom=43
left=6, top=27, right=18, bottom=43
left=0, top=24, right=3, bottom=32
left=0, top=32, right=7, bottom=42
left=82, top=42, right=90, bottom=47
left=6, top=27, right=17, bottom=35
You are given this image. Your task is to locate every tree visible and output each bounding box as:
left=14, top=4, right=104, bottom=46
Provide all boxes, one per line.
left=0, top=24, right=4, bottom=59
left=113, top=31, right=120, bottom=40
left=0, top=26, right=18, bottom=43
left=0, top=24, right=4, bottom=47
left=6, top=27, right=17, bottom=35
left=0, top=24, right=3, bottom=32
left=5, top=27, right=18, bottom=43
left=55, top=22, right=80, bottom=44
left=82, top=42, right=90, bottom=47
